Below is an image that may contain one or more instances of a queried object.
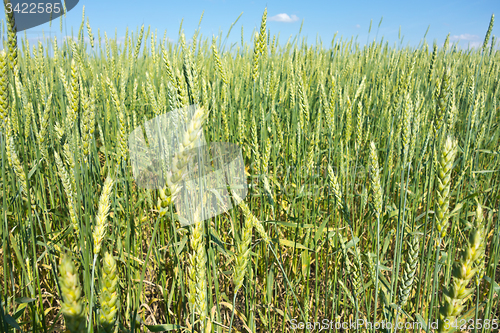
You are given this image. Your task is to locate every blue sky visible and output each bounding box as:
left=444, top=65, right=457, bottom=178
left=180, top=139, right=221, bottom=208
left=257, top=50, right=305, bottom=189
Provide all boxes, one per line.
left=5, top=0, right=500, bottom=50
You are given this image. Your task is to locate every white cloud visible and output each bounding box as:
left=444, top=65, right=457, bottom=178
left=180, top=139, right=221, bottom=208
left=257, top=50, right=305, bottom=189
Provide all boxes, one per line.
left=450, top=33, right=480, bottom=41
left=268, top=13, right=299, bottom=23
left=468, top=41, right=482, bottom=48
left=355, top=24, right=361, bottom=29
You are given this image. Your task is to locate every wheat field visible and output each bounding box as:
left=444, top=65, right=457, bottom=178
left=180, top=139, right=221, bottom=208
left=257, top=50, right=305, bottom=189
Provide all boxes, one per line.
left=0, top=6, right=499, bottom=333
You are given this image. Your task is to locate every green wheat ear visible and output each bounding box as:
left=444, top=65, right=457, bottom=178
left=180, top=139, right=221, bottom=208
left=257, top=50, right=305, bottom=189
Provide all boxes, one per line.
left=99, top=251, right=119, bottom=333
left=59, top=254, right=86, bottom=333
left=3, top=0, right=18, bottom=72
left=398, top=233, right=420, bottom=307
left=438, top=204, right=487, bottom=332
left=435, top=136, right=456, bottom=240
left=482, top=13, right=495, bottom=51
left=233, top=205, right=253, bottom=294
left=0, top=50, right=9, bottom=128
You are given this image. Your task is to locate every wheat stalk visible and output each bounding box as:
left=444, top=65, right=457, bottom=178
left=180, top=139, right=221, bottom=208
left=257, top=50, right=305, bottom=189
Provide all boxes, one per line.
left=233, top=212, right=253, bottom=294
left=369, top=142, right=383, bottom=217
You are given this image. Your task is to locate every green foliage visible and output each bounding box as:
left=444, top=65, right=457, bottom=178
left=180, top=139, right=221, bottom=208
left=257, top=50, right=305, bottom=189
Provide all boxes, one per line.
left=0, top=8, right=499, bottom=333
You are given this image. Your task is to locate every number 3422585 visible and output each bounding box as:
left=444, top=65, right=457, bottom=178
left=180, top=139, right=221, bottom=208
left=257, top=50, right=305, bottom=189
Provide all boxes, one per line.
left=444, top=319, right=498, bottom=330
left=5, top=2, right=62, bottom=14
